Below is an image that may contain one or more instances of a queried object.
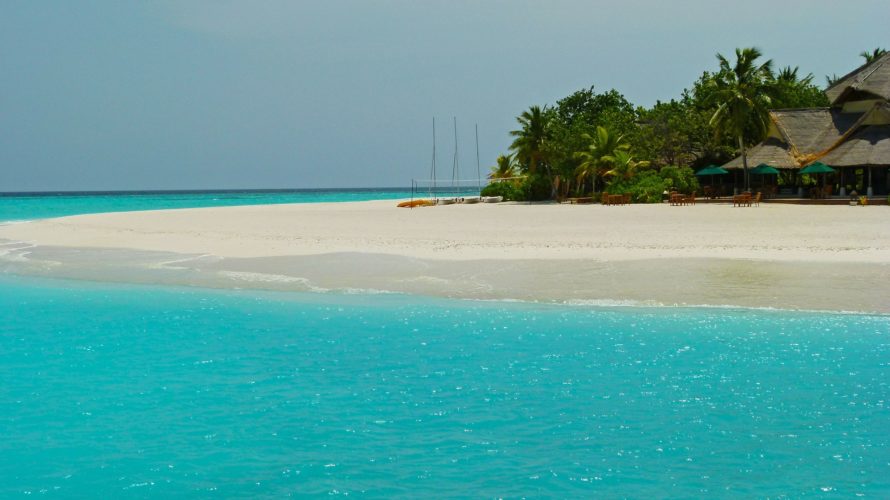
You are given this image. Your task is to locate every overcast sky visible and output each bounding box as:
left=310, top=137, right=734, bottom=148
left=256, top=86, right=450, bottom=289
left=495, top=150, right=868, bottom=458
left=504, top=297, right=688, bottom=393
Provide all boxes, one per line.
left=1, top=1, right=886, bottom=191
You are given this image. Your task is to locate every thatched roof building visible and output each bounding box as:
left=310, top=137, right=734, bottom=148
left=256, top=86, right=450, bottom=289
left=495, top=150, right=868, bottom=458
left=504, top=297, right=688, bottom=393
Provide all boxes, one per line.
left=723, top=51, right=890, bottom=195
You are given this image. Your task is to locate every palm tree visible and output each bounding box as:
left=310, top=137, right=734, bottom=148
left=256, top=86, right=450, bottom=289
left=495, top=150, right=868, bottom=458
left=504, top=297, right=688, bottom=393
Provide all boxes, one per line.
left=488, top=154, right=517, bottom=179
left=509, top=105, right=550, bottom=174
left=776, top=66, right=813, bottom=86
left=708, top=47, right=775, bottom=192
left=604, top=150, right=650, bottom=182
left=573, top=126, right=629, bottom=194
left=860, top=48, right=887, bottom=64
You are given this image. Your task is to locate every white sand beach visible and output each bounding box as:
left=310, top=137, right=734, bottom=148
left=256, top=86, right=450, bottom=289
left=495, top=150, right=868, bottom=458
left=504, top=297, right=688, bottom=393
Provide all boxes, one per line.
left=2, top=201, right=889, bottom=312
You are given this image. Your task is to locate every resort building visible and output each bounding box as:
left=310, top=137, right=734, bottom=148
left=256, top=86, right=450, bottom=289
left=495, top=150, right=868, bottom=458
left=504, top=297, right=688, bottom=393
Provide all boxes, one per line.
left=723, top=52, right=890, bottom=197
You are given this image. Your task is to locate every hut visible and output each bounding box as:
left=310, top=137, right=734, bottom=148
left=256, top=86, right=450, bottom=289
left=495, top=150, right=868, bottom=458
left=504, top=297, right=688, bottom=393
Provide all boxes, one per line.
left=723, top=51, right=890, bottom=197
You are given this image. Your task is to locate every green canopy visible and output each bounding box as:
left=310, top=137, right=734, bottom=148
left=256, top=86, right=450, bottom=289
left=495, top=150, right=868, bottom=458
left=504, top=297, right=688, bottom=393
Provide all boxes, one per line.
left=800, top=162, right=835, bottom=174
left=695, top=165, right=729, bottom=176
left=750, top=164, right=780, bottom=175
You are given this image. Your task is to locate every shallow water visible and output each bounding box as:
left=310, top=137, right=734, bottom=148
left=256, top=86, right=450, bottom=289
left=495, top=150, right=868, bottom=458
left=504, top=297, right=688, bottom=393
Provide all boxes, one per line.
left=0, top=189, right=478, bottom=222
left=2, top=274, right=888, bottom=497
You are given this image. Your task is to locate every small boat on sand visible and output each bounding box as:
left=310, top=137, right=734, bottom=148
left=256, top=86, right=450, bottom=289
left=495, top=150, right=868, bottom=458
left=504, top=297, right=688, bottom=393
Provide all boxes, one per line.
left=397, top=199, right=436, bottom=208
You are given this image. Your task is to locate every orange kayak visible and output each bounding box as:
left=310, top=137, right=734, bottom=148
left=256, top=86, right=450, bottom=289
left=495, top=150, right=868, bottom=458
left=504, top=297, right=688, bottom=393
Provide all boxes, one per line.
left=397, top=199, right=436, bottom=208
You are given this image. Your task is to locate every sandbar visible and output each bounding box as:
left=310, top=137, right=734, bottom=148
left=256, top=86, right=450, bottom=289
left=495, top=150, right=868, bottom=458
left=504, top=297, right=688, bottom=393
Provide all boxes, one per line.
left=2, top=200, right=889, bottom=312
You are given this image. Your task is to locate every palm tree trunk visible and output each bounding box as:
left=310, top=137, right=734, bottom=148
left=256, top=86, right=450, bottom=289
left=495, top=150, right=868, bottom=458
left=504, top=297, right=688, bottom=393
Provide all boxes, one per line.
left=738, top=135, right=749, bottom=192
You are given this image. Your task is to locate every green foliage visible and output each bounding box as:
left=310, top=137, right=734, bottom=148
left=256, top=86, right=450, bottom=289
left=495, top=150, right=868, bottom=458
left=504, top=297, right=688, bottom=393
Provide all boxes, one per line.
left=708, top=47, right=776, bottom=145
left=605, top=150, right=649, bottom=182
left=554, top=87, right=638, bottom=138
left=604, top=166, right=700, bottom=203
left=489, top=154, right=517, bottom=179
left=604, top=170, right=665, bottom=203
left=860, top=48, right=887, bottom=64
left=546, top=87, right=639, bottom=196
left=772, top=66, right=829, bottom=108
left=659, top=166, right=700, bottom=194
left=519, top=174, right=552, bottom=201
left=492, top=47, right=859, bottom=201
left=573, top=125, right=629, bottom=194
left=708, top=47, right=776, bottom=191
left=509, top=105, right=552, bottom=174
left=481, top=181, right=522, bottom=201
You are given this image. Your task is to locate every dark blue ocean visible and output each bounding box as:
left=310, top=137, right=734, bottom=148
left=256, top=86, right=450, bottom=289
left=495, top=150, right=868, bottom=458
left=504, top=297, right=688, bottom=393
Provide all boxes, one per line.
left=1, top=192, right=888, bottom=497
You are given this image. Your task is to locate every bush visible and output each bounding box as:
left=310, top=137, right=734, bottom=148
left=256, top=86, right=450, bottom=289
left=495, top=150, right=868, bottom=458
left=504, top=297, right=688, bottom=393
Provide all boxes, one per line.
left=659, top=166, right=700, bottom=194
left=605, top=170, right=667, bottom=203
left=520, top=174, right=553, bottom=201
left=481, top=181, right=521, bottom=201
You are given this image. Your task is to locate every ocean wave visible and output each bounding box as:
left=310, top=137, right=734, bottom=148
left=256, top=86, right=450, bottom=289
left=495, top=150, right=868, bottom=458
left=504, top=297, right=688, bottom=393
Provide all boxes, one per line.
left=462, top=296, right=887, bottom=316
left=149, top=254, right=218, bottom=270
left=217, top=271, right=330, bottom=293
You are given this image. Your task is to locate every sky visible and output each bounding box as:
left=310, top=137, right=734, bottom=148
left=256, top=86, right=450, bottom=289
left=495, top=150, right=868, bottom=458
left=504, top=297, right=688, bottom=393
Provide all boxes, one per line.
left=1, top=0, right=886, bottom=191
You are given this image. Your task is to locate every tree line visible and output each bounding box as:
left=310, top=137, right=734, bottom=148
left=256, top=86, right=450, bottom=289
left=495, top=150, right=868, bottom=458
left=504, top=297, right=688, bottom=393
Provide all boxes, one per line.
left=483, top=47, right=886, bottom=202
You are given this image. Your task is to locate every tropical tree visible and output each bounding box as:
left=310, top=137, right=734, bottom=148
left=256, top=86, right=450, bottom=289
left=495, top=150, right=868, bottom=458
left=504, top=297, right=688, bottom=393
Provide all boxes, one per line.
left=573, top=126, right=629, bottom=194
left=488, top=154, right=517, bottom=179
left=604, top=150, right=651, bottom=182
left=708, top=47, right=776, bottom=191
left=509, top=105, right=551, bottom=174
left=860, top=48, right=887, bottom=64
left=773, top=66, right=828, bottom=108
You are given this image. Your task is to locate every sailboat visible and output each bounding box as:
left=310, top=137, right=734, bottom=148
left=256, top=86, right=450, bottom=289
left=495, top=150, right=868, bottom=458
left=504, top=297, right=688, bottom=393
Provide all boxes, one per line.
left=437, top=117, right=460, bottom=205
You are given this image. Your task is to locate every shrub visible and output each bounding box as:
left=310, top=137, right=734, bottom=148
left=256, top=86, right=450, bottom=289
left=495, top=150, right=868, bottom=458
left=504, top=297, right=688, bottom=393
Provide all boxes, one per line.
left=481, top=181, right=521, bottom=201
left=659, top=166, right=700, bottom=194
left=606, top=170, right=667, bottom=203
left=519, top=174, right=552, bottom=201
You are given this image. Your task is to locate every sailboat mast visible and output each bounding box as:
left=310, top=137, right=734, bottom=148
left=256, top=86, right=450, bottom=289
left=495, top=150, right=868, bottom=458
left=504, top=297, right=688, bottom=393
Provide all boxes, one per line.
left=430, top=117, right=437, bottom=198
left=475, top=124, right=481, bottom=192
left=452, top=117, right=459, bottom=195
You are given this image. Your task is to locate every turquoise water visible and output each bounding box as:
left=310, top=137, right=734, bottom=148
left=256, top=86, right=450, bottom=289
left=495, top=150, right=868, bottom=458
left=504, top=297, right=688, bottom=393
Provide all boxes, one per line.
left=2, top=274, right=888, bottom=497
left=0, top=189, right=478, bottom=222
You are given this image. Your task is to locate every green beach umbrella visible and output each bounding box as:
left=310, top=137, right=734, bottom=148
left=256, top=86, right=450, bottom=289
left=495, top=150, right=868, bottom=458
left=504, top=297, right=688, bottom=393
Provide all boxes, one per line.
left=799, top=161, right=835, bottom=174
left=800, top=161, right=835, bottom=192
left=695, top=165, right=729, bottom=198
left=750, top=164, right=780, bottom=175
left=695, top=165, right=729, bottom=176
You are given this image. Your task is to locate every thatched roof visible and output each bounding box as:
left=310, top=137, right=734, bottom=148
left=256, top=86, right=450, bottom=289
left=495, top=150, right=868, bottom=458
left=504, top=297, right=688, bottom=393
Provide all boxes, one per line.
left=825, top=52, right=890, bottom=105
left=723, top=137, right=796, bottom=169
left=724, top=103, right=890, bottom=169
left=770, top=108, right=862, bottom=152
left=821, top=125, right=890, bottom=166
